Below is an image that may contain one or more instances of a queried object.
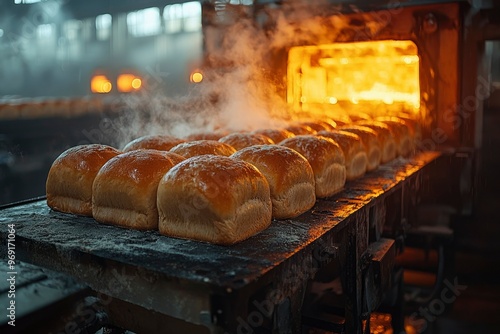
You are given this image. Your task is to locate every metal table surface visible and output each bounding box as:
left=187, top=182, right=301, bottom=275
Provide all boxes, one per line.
left=0, top=151, right=443, bottom=333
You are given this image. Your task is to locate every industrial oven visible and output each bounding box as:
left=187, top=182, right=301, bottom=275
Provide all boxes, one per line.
left=1, top=1, right=498, bottom=334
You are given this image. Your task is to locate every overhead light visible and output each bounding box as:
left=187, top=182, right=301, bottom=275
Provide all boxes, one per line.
left=117, top=74, right=142, bottom=92
left=91, top=75, right=112, bottom=93
left=190, top=70, right=203, bottom=83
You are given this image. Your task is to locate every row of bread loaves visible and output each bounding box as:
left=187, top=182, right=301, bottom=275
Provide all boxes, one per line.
left=46, top=117, right=416, bottom=245
left=46, top=140, right=320, bottom=245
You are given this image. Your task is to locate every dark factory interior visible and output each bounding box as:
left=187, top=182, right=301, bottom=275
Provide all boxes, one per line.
left=1, top=1, right=500, bottom=334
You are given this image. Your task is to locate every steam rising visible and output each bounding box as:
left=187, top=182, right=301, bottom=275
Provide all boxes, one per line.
left=115, top=0, right=390, bottom=148
left=117, top=18, right=286, bottom=146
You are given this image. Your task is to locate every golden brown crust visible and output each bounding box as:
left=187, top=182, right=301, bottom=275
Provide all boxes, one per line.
left=339, top=125, right=381, bottom=171
left=298, top=121, right=330, bottom=132
left=376, top=115, right=421, bottom=151
left=320, top=119, right=338, bottom=130
left=185, top=132, right=228, bottom=141
left=374, top=117, right=412, bottom=157
left=315, top=130, right=361, bottom=161
left=355, top=121, right=397, bottom=163
left=170, top=140, right=236, bottom=158
left=46, top=144, right=121, bottom=216
left=219, top=133, right=274, bottom=150
left=231, top=145, right=316, bottom=219
left=280, top=135, right=346, bottom=198
left=122, top=135, right=185, bottom=152
left=316, top=130, right=368, bottom=180
left=399, top=115, right=421, bottom=142
left=327, top=116, right=350, bottom=127
left=92, top=150, right=185, bottom=230
left=348, top=112, right=371, bottom=122
left=252, top=128, right=295, bottom=144
left=157, top=155, right=272, bottom=245
left=285, top=124, right=317, bottom=135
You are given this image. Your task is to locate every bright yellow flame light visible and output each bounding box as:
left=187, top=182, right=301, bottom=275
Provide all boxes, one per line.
left=91, top=75, right=112, bottom=93
left=402, top=55, right=419, bottom=64
left=118, top=74, right=142, bottom=92
left=190, top=71, right=203, bottom=83
left=288, top=40, right=421, bottom=117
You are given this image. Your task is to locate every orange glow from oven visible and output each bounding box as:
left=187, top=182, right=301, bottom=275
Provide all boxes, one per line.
left=287, top=40, right=420, bottom=118
left=91, top=75, right=112, bottom=93
left=117, top=74, right=142, bottom=92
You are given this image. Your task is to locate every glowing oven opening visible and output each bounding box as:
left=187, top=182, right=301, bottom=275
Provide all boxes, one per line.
left=287, top=40, right=420, bottom=120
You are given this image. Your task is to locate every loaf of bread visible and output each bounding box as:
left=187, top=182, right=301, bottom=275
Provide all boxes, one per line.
left=348, top=112, right=372, bottom=122
left=285, top=124, right=317, bottom=135
left=280, top=135, right=346, bottom=198
left=356, top=121, right=397, bottom=163
left=327, top=116, right=350, bottom=127
left=122, top=135, right=185, bottom=152
left=0, top=103, right=22, bottom=119
left=374, top=117, right=412, bottom=157
left=252, top=128, right=295, bottom=144
left=316, top=130, right=368, bottom=180
left=232, top=145, right=316, bottom=219
left=219, top=133, right=274, bottom=150
left=69, top=98, right=88, bottom=117
left=377, top=115, right=420, bottom=153
left=19, top=101, right=46, bottom=118
left=157, top=155, right=272, bottom=245
left=299, top=120, right=334, bottom=132
left=394, top=115, right=422, bottom=145
left=186, top=132, right=227, bottom=141
left=92, top=150, right=185, bottom=230
left=320, top=119, right=338, bottom=130
left=170, top=140, right=236, bottom=158
left=46, top=144, right=121, bottom=216
left=339, top=125, right=381, bottom=171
